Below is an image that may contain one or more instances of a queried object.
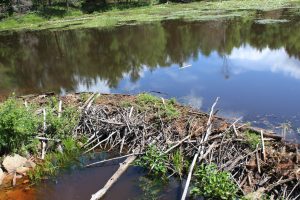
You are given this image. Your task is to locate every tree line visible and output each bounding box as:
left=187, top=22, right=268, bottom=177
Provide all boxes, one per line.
left=0, top=0, right=175, bottom=18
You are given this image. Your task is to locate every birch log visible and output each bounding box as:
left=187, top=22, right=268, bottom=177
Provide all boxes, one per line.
left=90, top=155, right=136, bottom=200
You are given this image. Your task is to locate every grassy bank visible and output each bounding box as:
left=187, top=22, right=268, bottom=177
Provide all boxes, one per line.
left=0, top=0, right=299, bottom=32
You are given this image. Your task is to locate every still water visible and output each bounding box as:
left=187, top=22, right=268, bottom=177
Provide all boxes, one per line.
left=1, top=11, right=300, bottom=136
left=1, top=8, right=300, bottom=200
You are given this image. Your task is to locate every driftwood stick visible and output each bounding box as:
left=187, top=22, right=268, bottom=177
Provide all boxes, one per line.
left=36, top=136, right=61, bottom=142
left=287, top=181, right=299, bottom=199
left=181, top=146, right=201, bottom=200
left=163, top=135, right=190, bottom=155
left=200, top=97, right=219, bottom=157
left=84, top=131, right=117, bottom=154
left=24, top=100, right=28, bottom=109
left=266, top=177, right=295, bottom=192
left=296, top=144, right=299, bottom=164
left=81, top=93, right=96, bottom=110
left=90, top=155, right=137, bottom=200
left=239, top=126, right=282, bottom=140
left=41, top=141, right=46, bottom=160
left=119, top=129, right=126, bottom=154
left=41, top=108, right=47, bottom=160
left=85, top=153, right=143, bottom=167
left=231, top=176, right=246, bottom=195
left=199, top=142, right=217, bottom=162
left=182, top=98, right=220, bottom=200
left=86, top=93, right=100, bottom=111
left=260, top=130, right=266, bottom=161
left=256, top=148, right=261, bottom=174
left=58, top=100, right=62, bottom=118
left=233, top=124, right=239, bottom=137
left=43, top=108, right=46, bottom=132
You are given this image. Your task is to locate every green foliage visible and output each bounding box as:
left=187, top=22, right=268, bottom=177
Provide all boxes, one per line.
left=0, top=0, right=297, bottom=32
left=244, top=130, right=261, bottom=150
left=137, top=93, right=160, bottom=105
left=44, top=97, right=79, bottom=139
left=120, top=100, right=132, bottom=108
left=28, top=137, right=81, bottom=182
left=135, top=145, right=168, bottom=176
left=0, top=97, right=40, bottom=154
left=136, top=93, right=180, bottom=119
left=171, top=149, right=186, bottom=178
left=19, top=138, right=40, bottom=156
left=45, top=106, right=79, bottom=139
left=191, top=164, right=238, bottom=200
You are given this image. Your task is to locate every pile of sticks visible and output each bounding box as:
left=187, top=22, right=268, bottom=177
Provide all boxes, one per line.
left=72, top=94, right=300, bottom=199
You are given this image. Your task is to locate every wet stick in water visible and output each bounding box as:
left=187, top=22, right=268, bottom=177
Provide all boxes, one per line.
left=181, top=97, right=219, bottom=200
left=90, top=155, right=137, bottom=200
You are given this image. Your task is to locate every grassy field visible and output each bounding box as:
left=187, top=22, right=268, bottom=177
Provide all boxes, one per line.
left=0, top=0, right=299, bottom=32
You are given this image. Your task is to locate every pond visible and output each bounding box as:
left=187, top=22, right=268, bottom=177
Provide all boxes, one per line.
left=0, top=8, right=300, bottom=199
left=1, top=9, right=300, bottom=140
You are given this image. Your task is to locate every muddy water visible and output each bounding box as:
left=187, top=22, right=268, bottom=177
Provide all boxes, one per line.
left=1, top=153, right=181, bottom=200
left=34, top=165, right=180, bottom=200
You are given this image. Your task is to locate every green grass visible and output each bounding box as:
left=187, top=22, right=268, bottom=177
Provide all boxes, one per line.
left=136, top=93, right=180, bottom=119
left=0, top=0, right=299, bottom=32
left=171, top=149, right=187, bottom=178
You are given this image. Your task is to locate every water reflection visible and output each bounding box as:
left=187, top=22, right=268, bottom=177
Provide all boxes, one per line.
left=0, top=11, right=300, bottom=138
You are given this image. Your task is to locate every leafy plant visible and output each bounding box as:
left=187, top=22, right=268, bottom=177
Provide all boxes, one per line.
left=28, top=137, right=81, bottom=182
left=45, top=105, right=79, bottom=139
left=191, top=164, right=238, bottom=200
left=244, top=130, right=261, bottom=150
left=135, top=145, right=168, bottom=176
left=0, top=97, right=40, bottom=154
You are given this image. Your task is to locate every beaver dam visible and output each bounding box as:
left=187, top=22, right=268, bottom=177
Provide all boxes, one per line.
left=0, top=92, right=300, bottom=200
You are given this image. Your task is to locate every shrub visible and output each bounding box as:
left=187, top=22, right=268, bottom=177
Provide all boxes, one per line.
left=0, top=97, right=39, bottom=154
left=244, top=130, right=261, bottom=150
left=45, top=105, right=79, bottom=139
left=135, top=145, right=168, bottom=176
left=28, top=137, right=81, bottom=182
left=191, top=164, right=238, bottom=200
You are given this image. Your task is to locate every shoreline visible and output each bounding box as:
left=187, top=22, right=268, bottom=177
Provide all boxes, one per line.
left=0, top=92, right=299, bottom=199
left=0, top=0, right=299, bottom=32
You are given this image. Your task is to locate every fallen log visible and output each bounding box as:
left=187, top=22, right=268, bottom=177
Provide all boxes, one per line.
left=90, top=155, right=137, bottom=200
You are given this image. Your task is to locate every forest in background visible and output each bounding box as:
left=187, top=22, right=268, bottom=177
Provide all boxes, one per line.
left=1, top=0, right=173, bottom=18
